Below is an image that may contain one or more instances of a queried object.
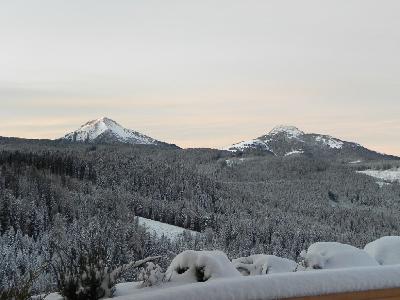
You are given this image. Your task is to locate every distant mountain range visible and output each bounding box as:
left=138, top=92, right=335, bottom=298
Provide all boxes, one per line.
left=60, top=117, right=177, bottom=148
left=224, top=125, right=397, bottom=161
left=0, top=118, right=397, bottom=161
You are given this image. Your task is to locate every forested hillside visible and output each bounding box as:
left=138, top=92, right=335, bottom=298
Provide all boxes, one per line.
left=1, top=137, right=399, bottom=298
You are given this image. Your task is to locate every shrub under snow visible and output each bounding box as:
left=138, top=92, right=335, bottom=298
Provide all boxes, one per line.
left=232, top=254, right=297, bottom=275
left=364, top=236, right=400, bottom=265
left=139, top=262, right=165, bottom=287
left=165, top=250, right=241, bottom=283
left=300, top=242, right=379, bottom=270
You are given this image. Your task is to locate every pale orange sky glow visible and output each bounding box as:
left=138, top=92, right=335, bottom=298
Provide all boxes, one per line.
left=1, top=0, right=399, bottom=155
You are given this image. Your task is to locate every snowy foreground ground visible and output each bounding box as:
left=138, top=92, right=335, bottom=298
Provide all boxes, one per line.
left=44, top=236, right=400, bottom=300
left=111, top=265, right=400, bottom=300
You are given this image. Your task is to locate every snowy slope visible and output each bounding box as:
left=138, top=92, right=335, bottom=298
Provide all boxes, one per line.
left=357, top=168, right=400, bottom=183
left=138, top=217, right=198, bottom=240
left=314, top=135, right=344, bottom=149
left=62, top=117, right=165, bottom=145
left=223, top=139, right=272, bottom=153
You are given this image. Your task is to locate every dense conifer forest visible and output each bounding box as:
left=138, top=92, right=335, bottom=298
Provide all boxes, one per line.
left=1, top=138, right=399, bottom=298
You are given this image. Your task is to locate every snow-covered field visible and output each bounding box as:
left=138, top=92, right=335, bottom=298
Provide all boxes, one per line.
left=357, top=168, right=400, bottom=183
left=137, top=217, right=198, bottom=240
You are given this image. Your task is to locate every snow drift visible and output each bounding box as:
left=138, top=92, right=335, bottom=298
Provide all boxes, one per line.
left=232, top=254, right=297, bottom=275
left=300, top=242, right=379, bottom=269
left=364, top=236, right=400, bottom=265
left=165, top=250, right=241, bottom=283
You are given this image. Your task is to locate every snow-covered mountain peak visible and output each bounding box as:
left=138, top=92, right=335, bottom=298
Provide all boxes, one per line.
left=80, top=116, right=115, bottom=130
left=61, top=117, right=163, bottom=145
left=224, top=124, right=393, bottom=160
left=268, top=125, right=304, bottom=139
left=73, top=117, right=127, bottom=140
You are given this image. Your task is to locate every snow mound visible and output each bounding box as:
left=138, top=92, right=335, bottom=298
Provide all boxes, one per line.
left=232, top=254, right=297, bottom=275
left=166, top=250, right=241, bottom=283
left=137, top=217, right=197, bottom=240
left=301, top=242, right=378, bottom=269
left=364, top=236, right=400, bottom=265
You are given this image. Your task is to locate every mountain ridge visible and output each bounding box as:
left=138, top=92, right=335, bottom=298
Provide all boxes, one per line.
left=224, top=125, right=398, bottom=161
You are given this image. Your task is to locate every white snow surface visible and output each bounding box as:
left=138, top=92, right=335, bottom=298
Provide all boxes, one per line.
left=364, top=236, right=400, bottom=265
left=63, top=117, right=158, bottom=145
left=113, top=282, right=143, bottom=297
left=223, top=139, right=270, bottom=152
left=285, top=150, right=304, bottom=156
left=112, top=265, right=400, bottom=300
left=315, top=136, right=344, bottom=149
left=232, top=254, right=297, bottom=275
left=357, top=168, right=400, bottom=183
left=40, top=294, right=62, bottom=300
left=301, top=242, right=378, bottom=270
left=166, top=250, right=241, bottom=283
left=269, top=125, right=304, bottom=139
left=349, top=160, right=362, bottom=164
left=137, top=217, right=197, bottom=240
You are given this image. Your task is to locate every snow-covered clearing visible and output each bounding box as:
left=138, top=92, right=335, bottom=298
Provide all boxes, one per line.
left=284, top=150, right=304, bottom=156
left=137, top=217, right=198, bottom=240
left=349, top=160, right=362, bottom=164
left=357, top=168, right=400, bottom=183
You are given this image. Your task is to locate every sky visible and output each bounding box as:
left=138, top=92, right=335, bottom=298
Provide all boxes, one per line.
left=1, top=0, right=399, bottom=155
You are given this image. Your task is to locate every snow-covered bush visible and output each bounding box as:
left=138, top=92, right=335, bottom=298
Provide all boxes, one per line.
left=165, top=250, right=241, bottom=283
left=232, top=254, right=297, bottom=275
left=49, top=215, right=150, bottom=300
left=138, top=262, right=165, bottom=287
left=299, top=242, right=378, bottom=270
left=364, top=236, right=400, bottom=265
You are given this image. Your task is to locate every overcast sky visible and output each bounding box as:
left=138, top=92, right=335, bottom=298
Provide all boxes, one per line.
left=1, top=0, right=399, bottom=154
